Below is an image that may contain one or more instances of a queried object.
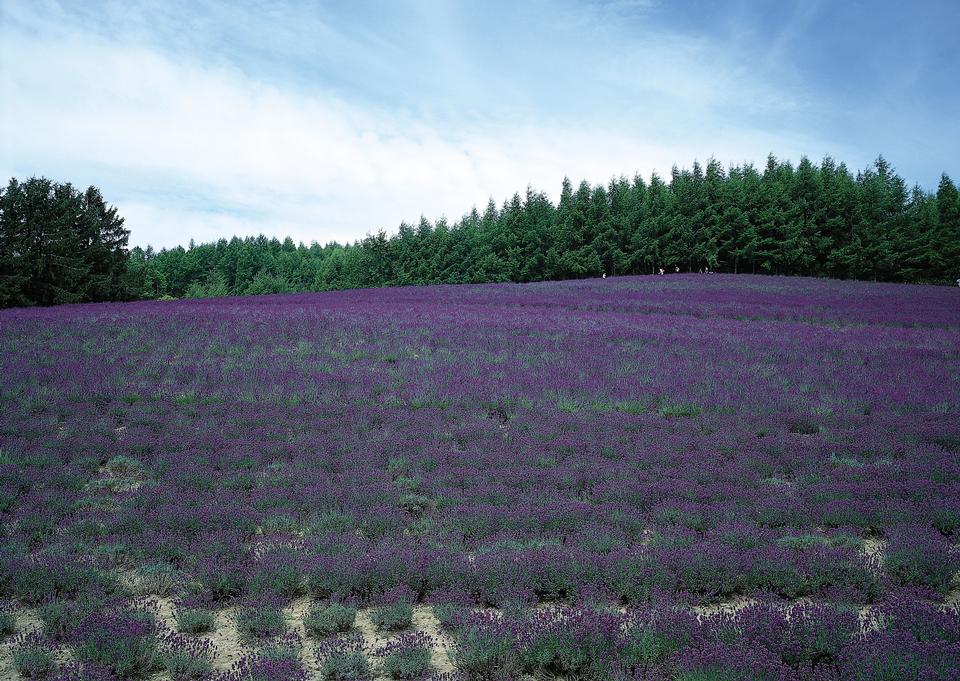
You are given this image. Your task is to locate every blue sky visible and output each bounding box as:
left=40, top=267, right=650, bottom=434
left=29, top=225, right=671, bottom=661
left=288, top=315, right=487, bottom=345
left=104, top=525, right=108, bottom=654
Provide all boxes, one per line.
left=2, top=0, right=958, bottom=249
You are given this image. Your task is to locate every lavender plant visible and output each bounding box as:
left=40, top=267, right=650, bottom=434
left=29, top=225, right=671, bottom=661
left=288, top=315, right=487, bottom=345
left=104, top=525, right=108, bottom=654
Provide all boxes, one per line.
left=72, top=610, right=161, bottom=677
left=232, top=598, right=287, bottom=641
left=0, top=606, right=15, bottom=638
left=377, top=631, right=434, bottom=679
left=160, top=631, right=215, bottom=680
left=304, top=602, right=357, bottom=637
left=175, top=608, right=216, bottom=634
left=885, top=525, right=959, bottom=592
left=12, top=632, right=57, bottom=679
left=316, top=633, right=372, bottom=680
left=371, top=587, right=416, bottom=632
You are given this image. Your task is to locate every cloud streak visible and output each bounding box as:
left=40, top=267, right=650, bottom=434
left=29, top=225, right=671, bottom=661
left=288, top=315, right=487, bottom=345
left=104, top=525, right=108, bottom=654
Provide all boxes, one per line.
left=2, top=1, right=955, bottom=249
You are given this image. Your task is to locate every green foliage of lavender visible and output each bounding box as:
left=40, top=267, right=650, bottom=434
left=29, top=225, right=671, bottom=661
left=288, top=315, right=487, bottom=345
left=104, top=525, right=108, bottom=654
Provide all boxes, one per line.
left=371, top=601, right=414, bottom=632
left=11, top=633, right=56, bottom=679
left=317, top=634, right=372, bottom=680
left=175, top=608, right=216, bottom=634
left=233, top=601, right=287, bottom=641
left=379, top=632, right=433, bottom=679
left=304, top=603, right=357, bottom=637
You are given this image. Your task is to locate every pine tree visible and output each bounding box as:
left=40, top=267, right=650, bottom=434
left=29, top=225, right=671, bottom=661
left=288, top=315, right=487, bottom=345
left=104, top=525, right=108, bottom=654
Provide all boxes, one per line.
left=80, top=185, right=131, bottom=300
left=936, top=174, right=960, bottom=279
left=0, top=179, right=30, bottom=307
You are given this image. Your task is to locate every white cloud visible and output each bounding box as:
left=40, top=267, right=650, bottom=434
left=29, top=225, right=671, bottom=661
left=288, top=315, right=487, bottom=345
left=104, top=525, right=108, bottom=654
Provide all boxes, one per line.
left=1, top=1, right=838, bottom=249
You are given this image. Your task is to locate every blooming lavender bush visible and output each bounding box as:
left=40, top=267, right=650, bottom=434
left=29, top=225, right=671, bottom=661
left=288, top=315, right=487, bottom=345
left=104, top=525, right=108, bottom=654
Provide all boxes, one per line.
left=885, top=525, right=959, bottom=593
left=12, top=631, right=58, bottom=679
left=232, top=598, right=287, bottom=641
left=736, top=601, right=859, bottom=672
left=215, top=652, right=307, bottom=681
left=160, top=631, right=215, bottom=679
left=316, top=633, right=372, bottom=680
left=674, top=641, right=799, bottom=681
left=36, top=597, right=104, bottom=642
left=838, top=630, right=960, bottom=680
left=449, top=611, right=519, bottom=678
left=877, top=590, right=960, bottom=644
left=378, top=631, right=434, bottom=679
left=72, top=610, right=161, bottom=677
left=371, top=587, right=417, bottom=632
left=618, top=605, right=706, bottom=670
left=516, top=607, right=621, bottom=678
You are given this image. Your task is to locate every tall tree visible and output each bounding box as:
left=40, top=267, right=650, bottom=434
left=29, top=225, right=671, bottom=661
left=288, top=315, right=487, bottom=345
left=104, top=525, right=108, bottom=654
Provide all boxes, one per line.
left=0, top=177, right=134, bottom=307
left=936, top=174, right=960, bottom=277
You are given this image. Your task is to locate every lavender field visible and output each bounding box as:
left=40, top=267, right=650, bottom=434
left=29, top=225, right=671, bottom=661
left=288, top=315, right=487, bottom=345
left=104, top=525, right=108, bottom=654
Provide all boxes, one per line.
left=1, top=274, right=958, bottom=680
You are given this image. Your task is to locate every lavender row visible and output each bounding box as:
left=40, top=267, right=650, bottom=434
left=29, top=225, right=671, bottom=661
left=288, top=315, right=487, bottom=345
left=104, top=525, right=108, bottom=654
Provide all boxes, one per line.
left=3, top=595, right=958, bottom=680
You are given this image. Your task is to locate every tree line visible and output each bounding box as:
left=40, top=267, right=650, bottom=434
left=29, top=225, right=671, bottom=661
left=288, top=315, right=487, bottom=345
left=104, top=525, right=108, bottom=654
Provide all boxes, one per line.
left=3, top=155, right=959, bottom=307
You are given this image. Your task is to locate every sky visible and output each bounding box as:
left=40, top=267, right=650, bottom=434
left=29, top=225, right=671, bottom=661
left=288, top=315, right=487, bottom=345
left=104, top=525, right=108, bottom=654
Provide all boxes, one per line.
left=2, top=1, right=958, bottom=250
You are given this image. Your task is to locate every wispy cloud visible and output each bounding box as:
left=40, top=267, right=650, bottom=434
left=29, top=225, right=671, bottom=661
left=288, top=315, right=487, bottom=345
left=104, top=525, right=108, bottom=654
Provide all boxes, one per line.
left=1, top=1, right=955, bottom=249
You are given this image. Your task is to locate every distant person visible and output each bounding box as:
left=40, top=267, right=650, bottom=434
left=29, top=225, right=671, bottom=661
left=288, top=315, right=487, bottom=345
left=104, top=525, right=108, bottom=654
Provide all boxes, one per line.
left=675, top=266, right=680, bottom=273
left=602, top=273, right=606, bottom=279
left=658, top=267, right=665, bottom=275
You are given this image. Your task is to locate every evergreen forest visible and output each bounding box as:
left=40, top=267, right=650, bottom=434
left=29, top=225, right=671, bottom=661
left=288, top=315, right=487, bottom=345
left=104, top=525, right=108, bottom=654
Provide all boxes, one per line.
left=3, top=155, right=959, bottom=307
